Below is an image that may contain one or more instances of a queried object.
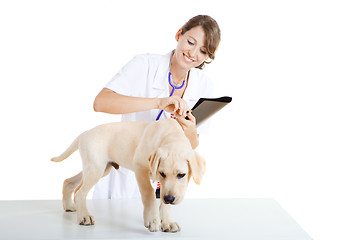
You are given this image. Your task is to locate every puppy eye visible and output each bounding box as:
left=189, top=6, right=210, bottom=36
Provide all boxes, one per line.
left=160, top=172, right=166, bottom=178
left=177, top=173, right=186, bottom=179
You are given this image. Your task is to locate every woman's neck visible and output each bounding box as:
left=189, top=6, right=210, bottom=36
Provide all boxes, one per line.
left=170, top=54, right=189, bottom=84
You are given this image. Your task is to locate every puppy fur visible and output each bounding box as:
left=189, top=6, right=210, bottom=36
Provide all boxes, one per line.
left=51, top=119, right=205, bottom=232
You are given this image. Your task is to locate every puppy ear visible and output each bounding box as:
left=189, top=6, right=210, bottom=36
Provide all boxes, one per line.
left=188, top=151, right=206, bottom=185
left=148, top=149, right=162, bottom=180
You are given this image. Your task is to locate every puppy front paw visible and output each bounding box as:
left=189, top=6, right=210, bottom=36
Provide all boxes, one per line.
left=161, top=221, right=181, bottom=233
left=145, top=217, right=161, bottom=232
left=64, top=203, right=76, bottom=212
left=78, top=214, right=95, bottom=226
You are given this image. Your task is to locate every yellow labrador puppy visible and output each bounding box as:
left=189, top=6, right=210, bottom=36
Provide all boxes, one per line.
left=51, top=119, right=205, bottom=233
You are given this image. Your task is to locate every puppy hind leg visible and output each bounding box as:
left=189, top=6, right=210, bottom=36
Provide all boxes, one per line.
left=102, top=162, right=115, bottom=178
left=74, top=164, right=104, bottom=226
left=62, top=171, right=82, bottom=212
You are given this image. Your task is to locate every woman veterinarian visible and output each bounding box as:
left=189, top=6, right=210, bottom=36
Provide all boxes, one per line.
left=92, top=15, right=221, bottom=199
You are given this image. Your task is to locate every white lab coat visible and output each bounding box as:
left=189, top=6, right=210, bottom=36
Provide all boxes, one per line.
left=93, top=51, right=214, bottom=199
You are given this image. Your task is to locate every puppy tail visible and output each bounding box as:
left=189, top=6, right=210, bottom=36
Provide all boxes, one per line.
left=51, top=135, right=80, bottom=162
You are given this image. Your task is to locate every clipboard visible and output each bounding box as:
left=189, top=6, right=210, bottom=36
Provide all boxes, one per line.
left=186, top=96, right=232, bottom=126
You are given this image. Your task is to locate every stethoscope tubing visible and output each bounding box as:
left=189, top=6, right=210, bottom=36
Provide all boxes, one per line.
left=156, top=72, right=185, bottom=120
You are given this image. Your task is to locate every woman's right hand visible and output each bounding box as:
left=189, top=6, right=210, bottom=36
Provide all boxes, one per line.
left=158, top=96, right=189, bottom=116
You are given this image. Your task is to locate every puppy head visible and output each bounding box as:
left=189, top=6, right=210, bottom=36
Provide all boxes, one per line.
left=148, top=146, right=206, bottom=205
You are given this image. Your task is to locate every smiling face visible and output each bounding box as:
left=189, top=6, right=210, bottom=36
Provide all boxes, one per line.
left=173, top=26, right=209, bottom=70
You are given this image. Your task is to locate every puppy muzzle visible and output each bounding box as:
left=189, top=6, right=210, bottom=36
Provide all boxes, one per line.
left=163, top=195, right=176, bottom=204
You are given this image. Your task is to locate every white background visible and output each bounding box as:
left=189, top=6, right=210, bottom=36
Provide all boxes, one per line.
left=1, top=0, right=359, bottom=239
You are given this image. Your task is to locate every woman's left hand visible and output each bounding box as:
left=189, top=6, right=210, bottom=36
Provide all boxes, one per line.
left=175, top=111, right=199, bottom=149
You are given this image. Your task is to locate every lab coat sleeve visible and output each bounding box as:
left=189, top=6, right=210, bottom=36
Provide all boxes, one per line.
left=105, top=55, right=149, bottom=97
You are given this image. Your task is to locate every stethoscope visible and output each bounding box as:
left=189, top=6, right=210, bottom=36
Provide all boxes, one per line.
left=155, top=72, right=186, bottom=120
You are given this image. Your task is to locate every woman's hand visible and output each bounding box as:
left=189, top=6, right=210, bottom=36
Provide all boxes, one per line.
left=158, top=96, right=190, bottom=116
left=175, top=111, right=199, bottom=149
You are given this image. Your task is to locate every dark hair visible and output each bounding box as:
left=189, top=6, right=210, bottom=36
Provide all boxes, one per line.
left=181, top=15, right=221, bottom=69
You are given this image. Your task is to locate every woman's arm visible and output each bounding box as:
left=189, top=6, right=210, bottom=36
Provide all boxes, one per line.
left=176, top=111, right=199, bottom=149
left=93, top=88, right=158, bottom=114
left=93, top=88, right=189, bottom=115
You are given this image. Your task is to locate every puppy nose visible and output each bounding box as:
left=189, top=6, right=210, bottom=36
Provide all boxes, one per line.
left=163, top=195, right=175, bottom=204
